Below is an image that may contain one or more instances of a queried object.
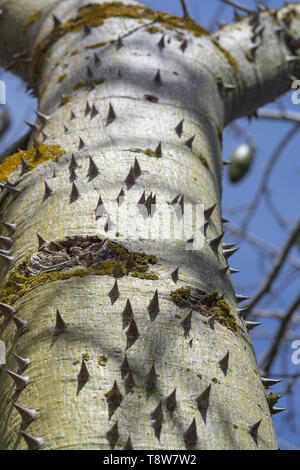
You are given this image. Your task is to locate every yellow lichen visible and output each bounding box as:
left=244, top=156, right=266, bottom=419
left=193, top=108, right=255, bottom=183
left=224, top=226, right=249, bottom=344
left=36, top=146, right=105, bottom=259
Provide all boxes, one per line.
left=57, top=73, right=67, bottom=83
left=98, top=355, right=108, bottom=366
left=216, top=125, right=223, bottom=146
left=211, top=37, right=239, bottom=72
left=23, top=11, right=42, bottom=33
left=85, top=42, right=108, bottom=49
left=0, top=145, right=66, bottom=182
left=170, top=287, right=238, bottom=332
left=145, top=26, right=162, bottom=34
left=73, top=77, right=105, bottom=90
left=31, top=2, right=209, bottom=84
left=82, top=353, right=90, bottom=361
left=131, top=272, right=159, bottom=280
left=199, top=154, right=209, bottom=169
left=142, top=148, right=161, bottom=158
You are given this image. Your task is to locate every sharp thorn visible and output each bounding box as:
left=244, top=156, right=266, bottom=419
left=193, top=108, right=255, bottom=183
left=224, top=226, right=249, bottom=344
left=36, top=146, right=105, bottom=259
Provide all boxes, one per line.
left=12, top=353, right=30, bottom=372
left=154, top=69, right=161, bottom=84
left=171, top=266, right=179, bottom=283
left=245, top=321, right=261, bottom=331
left=6, top=369, right=29, bottom=391
left=108, top=280, right=120, bottom=304
left=69, top=182, right=80, bottom=204
left=183, top=418, right=198, bottom=447
left=14, top=403, right=37, bottom=425
left=165, top=389, right=177, bottom=411
left=235, top=294, right=250, bottom=303
left=106, top=103, right=116, bottom=126
left=77, top=359, right=90, bottom=382
left=106, top=422, right=119, bottom=449
left=261, top=378, right=281, bottom=389
left=54, top=309, right=68, bottom=334
left=184, top=135, right=195, bottom=150
left=43, top=181, right=53, bottom=200
left=218, top=350, right=229, bottom=375
left=0, top=302, right=15, bottom=320
left=20, top=431, right=43, bottom=450
left=223, top=247, right=240, bottom=259
left=87, top=156, right=99, bottom=181
left=208, top=231, right=224, bottom=253
left=148, top=290, right=159, bottom=322
left=174, top=119, right=184, bottom=137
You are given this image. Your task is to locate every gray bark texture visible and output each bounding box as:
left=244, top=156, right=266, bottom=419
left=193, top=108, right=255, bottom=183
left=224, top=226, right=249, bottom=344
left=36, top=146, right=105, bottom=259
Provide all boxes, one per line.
left=0, top=0, right=299, bottom=450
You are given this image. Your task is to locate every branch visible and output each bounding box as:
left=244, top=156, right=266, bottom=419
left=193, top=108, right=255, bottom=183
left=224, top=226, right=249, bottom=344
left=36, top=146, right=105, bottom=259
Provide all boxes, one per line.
left=257, top=108, right=300, bottom=123
left=179, top=0, right=190, bottom=19
left=259, top=294, right=300, bottom=373
left=225, top=223, right=300, bottom=270
left=240, top=123, right=300, bottom=231
left=244, top=219, right=300, bottom=315
left=218, top=0, right=256, bottom=15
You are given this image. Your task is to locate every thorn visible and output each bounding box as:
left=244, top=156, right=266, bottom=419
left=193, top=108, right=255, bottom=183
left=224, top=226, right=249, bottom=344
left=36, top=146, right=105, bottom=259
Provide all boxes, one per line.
left=77, top=359, right=90, bottom=382
left=116, top=36, right=123, bottom=50
left=181, top=310, right=192, bottom=337
left=95, top=195, right=106, bottom=218
left=235, top=294, right=250, bottom=303
left=120, top=355, right=130, bottom=377
left=151, top=401, right=163, bottom=421
left=85, top=101, right=91, bottom=116
left=204, top=203, right=217, bottom=221
left=87, top=157, right=99, bottom=181
left=154, top=69, right=161, bottom=84
left=106, top=422, right=119, bottom=449
left=155, top=141, right=162, bottom=158
left=69, top=154, right=78, bottom=171
left=94, top=53, right=101, bottom=65
left=106, top=103, right=116, bottom=126
left=152, top=415, right=163, bottom=439
left=271, top=407, right=286, bottom=415
left=222, top=242, right=236, bottom=249
left=183, top=418, right=197, bottom=447
left=0, top=253, right=14, bottom=265
left=286, top=55, right=299, bottom=64
left=86, top=66, right=94, bottom=79
left=124, top=436, right=134, bottom=450
left=125, top=167, right=136, bottom=189
left=64, top=125, right=69, bottom=134
left=133, top=158, right=141, bottom=178
left=261, top=378, right=281, bottom=389
left=207, top=314, right=216, bottom=331
left=12, top=353, right=30, bottom=372
left=223, top=247, right=239, bottom=259
left=208, top=231, right=224, bottom=253
left=70, top=182, right=80, bottom=204
left=41, top=130, right=48, bottom=142
left=125, top=253, right=135, bottom=270
left=237, top=307, right=249, bottom=318
left=83, top=22, right=92, bottom=36
left=108, top=280, right=120, bottom=304
left=0, top=220, right=17, bottom=235
left=145, top=365, right=157, bottom=393
left=223, top=160, right=231, bottom=165
left=43, top=181, right=53, bottom=200
left=180, top=39, right=188, bottom=53
left=24, top=121, right=38, bottom=132
left=78, top=137, right=85, bottom=150
left=5, top=183, right=21, bottom=197
left=165, top=389, right=177, bottom=411
left=248, top=419, right=261, bottom=443
left=52, top=14, right=61, bottom=28
left=20, top=431, right=43, bottom=450
left=90, top=104, right=99, bottom=119
left=35, top=110, right=49, bottom=124
left=6, top=369, right=29, bottom=391
left=184, top=135, right=195, bottom=150
left=54, top=309, right=68, bottom=334
left=245, top=321, right=261, bottom=331
left=218, top=350, right=229, bottom=376
left=36, top=233, right=47, bottom=249
left=106, top=381, right=122, bottom=409
left=14, top=403, right=37, bottom=425
left=124, top=370, right=135, bottom=393
left=69, top=167, right=77, bottom=182
left=122, top=299, right=133, bottom=330
left=0, top=302, right=15, bottom=320
left=148, top=290, right=159, bottom=321
left=171, top=266, right=179, bottom=283
left=222, top=217, right=229, bottom=224
left=174, top=119, right=184, bottom=137
left=219, top=265, right=229, bottom=276
left=196, top=384, right=211, bottom=423
left=116, top=188, right=125, bottom=206
left=157, top=34, right=165, bottom=50
left=70, top=111, right=76, bottom=120
left=126, top=318, right=139, bottom=341
left=12, top=315, right=28, bottom=333
left=200, top=221, right=209, bottom=238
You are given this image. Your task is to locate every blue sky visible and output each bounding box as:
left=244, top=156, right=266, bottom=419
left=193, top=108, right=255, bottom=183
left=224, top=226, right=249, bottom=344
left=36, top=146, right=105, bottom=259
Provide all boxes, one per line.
left=0, top=0, right=299, bottom=450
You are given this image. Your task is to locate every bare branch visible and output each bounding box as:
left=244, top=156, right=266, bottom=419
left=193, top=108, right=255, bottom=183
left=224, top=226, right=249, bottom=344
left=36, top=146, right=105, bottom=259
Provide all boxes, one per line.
left=259, top=293, right=300, bottom=373
left=179, top=0, right=190, bottom=19
left=244, top=219, right=300, bottom=315
left=257, top=108, right=300, bottom=124
left=218, top=0, right=255, bottom=14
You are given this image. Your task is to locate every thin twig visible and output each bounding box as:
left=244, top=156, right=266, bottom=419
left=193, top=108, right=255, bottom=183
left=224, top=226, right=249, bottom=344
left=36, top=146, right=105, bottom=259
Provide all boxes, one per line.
left=259, top=293, right=300, bottom=373
left=244, top=219, right=300, bottom=315
left=240, top=123, right=300, bottom=231
left=180, top=0, right=190, bottom=19
left=219, top=0, right=255, bottom=14
left=225, top=222, right=300, bottom=269
left=257, top=108, right=300, bottom=123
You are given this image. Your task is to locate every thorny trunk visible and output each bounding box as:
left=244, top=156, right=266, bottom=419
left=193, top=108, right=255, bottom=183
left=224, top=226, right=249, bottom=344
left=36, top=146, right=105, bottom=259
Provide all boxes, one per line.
left=0, top=0, right=299, bottom=450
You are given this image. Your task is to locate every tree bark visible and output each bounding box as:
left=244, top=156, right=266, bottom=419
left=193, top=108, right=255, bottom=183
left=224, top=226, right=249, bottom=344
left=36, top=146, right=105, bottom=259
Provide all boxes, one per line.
left=0, top=0, right=299, bottom=450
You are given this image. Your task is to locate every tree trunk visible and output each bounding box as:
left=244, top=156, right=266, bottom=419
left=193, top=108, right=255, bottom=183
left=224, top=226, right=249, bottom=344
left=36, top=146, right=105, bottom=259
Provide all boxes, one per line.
left=0, top=0, right=299, bottom=450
